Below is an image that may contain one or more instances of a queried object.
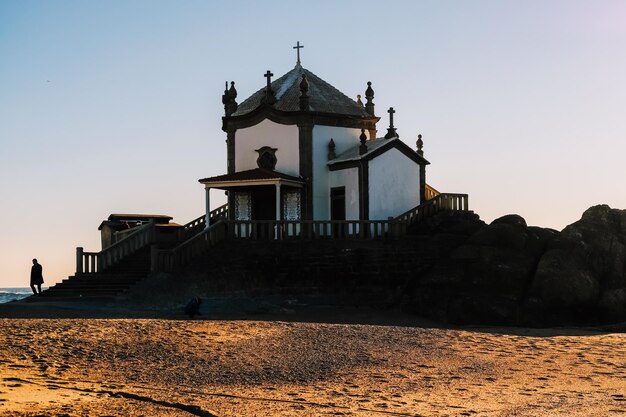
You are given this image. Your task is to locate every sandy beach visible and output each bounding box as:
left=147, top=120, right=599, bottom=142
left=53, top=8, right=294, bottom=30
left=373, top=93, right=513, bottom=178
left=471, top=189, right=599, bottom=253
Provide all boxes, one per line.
left=1, top=304, right=626, bottom=417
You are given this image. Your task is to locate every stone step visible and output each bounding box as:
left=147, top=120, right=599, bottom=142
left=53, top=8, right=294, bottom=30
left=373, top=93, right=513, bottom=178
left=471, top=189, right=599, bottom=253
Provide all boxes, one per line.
left=60, top=277, right=142, bottom=283
left=47, top=284, right=132, bottom=290
left=27, top=294, right=118, bottom=302
left=47, top=247, right=150, bottom=298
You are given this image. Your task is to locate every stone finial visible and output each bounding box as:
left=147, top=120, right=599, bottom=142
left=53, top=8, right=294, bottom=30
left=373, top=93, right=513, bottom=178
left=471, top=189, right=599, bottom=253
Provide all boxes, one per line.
left=299, top=74, right=310, bottom=111
left=416, top=134, right=424, bottom=156
left=365, top=81, right=375, bottom=116
left=227, top=81, right=238, bottom=115
left=223, top=81, right=238, bottom=116
left=228, top=81, right=237, bottom=100
left=327, top=138, right=336, bottom=160
left=222, top=81, right=229, bottom=113
left=359, top=129, right=368, bottom=155
left=356, top=94, right=363, bottom=107
left=384, top=106, right=398, bottom=139
left=263, top=70, right=276, bottom=105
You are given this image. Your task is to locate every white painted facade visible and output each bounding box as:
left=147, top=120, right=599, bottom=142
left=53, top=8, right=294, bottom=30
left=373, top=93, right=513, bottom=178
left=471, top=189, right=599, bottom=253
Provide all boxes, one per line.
left=368, top=148, right=421, bottom=219
left=328, top=167, right=360, bottom=220
left=311, top=125, right=362, bottom=220
left=235, top=119, right=300, bottom=176
left=229, top=119, right=422, bottom=222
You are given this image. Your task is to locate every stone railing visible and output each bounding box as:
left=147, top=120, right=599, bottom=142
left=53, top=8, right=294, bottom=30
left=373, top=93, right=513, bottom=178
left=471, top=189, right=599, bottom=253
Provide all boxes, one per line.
left=79, top=195, right=469, bottom=274
left=224, top=220, right=401, bottom=241
left=75, top=249, right=99, bottom=274
left=395, top=193, right=469, bottom=228
left=152, top=219, right=399, bottom=272
left=154, top=220, right=226, bottom=272
left=181, top=204, right=229, bottom=240
left=76, top=220, right=155, bottom=274
left=151, top=195, right=469, bottom=272
left=425, top=184, right=441, bottom=201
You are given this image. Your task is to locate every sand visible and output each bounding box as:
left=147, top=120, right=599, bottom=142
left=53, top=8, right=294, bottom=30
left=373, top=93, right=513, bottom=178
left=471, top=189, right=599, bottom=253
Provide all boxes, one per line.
left=1, top=307, right=626, bottom=417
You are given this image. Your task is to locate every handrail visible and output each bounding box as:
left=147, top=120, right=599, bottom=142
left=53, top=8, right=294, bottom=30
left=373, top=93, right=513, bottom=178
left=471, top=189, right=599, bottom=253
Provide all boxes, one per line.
left=425, top=184, right=441, bottom=201
left=154, top=220, right=226, bottom=272
left=181, top=204, right=229, bottom=239
left=395, top=193, right=469, bottom=228
left=75, top=206, right=230, bottom=275
left=76, top=220, right=156, bottom=274
left=75, top=248, right=99, bottom=274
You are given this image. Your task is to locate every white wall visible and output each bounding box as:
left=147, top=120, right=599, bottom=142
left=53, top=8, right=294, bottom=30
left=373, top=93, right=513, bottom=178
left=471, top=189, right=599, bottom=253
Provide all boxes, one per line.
left=235, top=119, right=300, bottom=176
left=312, top=125, right=362, bottom=220
left=328, top=168, right=360, bottom=220
left=368, top=148, right=421, bottom=219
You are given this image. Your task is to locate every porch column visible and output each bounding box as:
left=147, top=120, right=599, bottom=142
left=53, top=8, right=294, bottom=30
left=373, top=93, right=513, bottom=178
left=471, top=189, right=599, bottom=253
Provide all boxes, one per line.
left=275, top=183, right=281, bottom=220
left=205, top=187, right=211, bottom=229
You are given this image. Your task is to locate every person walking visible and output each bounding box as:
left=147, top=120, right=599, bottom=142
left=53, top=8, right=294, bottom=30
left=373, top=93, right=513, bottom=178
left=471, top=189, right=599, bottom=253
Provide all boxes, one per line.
left=30, top=258, right=44, bottom=296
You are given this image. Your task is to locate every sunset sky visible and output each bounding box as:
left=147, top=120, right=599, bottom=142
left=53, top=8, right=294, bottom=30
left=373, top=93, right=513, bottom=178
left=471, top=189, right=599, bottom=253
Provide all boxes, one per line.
left=1, top=0, right=625, bottom=288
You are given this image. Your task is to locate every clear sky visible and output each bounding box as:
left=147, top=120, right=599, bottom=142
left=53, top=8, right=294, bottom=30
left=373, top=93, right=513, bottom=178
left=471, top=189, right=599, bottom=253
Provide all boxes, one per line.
left=1, top=0, right=625, bottom=288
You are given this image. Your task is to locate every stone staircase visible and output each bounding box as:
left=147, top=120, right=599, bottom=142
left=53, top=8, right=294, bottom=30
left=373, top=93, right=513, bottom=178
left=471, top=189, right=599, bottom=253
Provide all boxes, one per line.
left=35, top=194, right=470, bottom=302
left=38, top=247, right=151, bottom=300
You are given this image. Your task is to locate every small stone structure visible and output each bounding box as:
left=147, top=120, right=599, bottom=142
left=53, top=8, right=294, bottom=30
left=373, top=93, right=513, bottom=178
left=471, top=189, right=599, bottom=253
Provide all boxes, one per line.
left=98, top=214, right=181, bottom=250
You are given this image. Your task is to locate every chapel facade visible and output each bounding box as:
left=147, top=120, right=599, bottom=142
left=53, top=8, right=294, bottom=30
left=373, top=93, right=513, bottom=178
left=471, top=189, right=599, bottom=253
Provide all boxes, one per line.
left=199, top=45, right=429, bottom=225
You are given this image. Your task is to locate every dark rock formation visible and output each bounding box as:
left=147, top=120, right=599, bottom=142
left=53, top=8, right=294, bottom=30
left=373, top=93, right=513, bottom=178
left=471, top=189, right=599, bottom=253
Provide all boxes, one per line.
left=523, top=204, right=626, bottom=324
left=408, top=204, right=626, bottom=326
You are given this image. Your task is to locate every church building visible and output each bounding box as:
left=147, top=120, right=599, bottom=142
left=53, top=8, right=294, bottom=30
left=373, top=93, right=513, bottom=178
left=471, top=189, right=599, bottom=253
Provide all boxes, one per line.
left=199, top=44, right=429, bottom=227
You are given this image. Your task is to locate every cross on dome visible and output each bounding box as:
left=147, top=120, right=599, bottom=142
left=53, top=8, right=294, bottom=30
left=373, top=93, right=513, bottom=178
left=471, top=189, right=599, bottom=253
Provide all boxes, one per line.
left=293, top=41, right=304, bottom=66
left=264, top=70, right=274, bottom=89
left=388, top=107, right=396, bottom=128
left=384, top=106, right=399, bottom=139
left=263, top=70, right=276, bottom=104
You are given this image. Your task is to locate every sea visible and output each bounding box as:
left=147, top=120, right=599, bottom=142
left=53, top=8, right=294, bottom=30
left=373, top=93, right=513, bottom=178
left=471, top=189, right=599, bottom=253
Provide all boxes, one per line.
left=0, top=287, right=36, bottom=303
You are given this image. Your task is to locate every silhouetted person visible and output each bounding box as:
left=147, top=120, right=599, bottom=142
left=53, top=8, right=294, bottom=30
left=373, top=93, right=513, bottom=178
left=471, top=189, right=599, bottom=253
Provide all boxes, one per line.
left=184, top=296, right=202, bottom=318
left=30, top=258, right=44, bottom=296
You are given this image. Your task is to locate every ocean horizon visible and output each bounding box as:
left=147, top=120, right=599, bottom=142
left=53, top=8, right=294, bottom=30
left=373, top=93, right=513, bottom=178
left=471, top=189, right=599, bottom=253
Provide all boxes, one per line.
left=0, top=287, right=40, bottom=304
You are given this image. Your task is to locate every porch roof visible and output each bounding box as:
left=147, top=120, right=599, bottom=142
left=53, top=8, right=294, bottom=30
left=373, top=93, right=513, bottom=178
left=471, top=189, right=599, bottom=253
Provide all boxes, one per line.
left=198, top=168, right=305, bottom=189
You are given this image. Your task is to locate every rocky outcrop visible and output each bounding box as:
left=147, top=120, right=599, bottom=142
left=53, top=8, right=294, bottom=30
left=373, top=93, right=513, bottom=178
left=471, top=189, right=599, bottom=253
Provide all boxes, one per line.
left=525, top=205, right=626, bottom=324
left=407, top=204, right=626, bottom=326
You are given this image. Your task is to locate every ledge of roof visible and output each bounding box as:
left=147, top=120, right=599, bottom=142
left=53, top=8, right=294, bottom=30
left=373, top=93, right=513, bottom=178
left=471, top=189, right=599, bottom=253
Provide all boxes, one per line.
left=199, top=168, right=304, bottom=185
left=327, top=137, right=430, bottom=167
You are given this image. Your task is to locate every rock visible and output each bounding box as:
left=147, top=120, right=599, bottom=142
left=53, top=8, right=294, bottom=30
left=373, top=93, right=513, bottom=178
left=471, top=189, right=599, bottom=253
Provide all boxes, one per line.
left=560, top=204, right=626, bottom=289
left=407, top=204, right=626, bottom=326
left=528, top=226, right=559, bottom=246
left=527, top=248, right=600, bottom=312
left=434, top=214, right=549, bottom=299
left=419, top=262, right=466, bottom=288
left=466, top=223, right=529, bottom=251
left=461, top=246, right=536, bottom=298
left=490, top=214, right=527, bottom=228
left=410, top=210, right=485, bottom=237
left=525, top=204, right=626, bottom=323
left=413, top=213, right=557, bottom=324
left=598, top=288, right=626, bottom=322
left=447, top=293, right=520, bottom=326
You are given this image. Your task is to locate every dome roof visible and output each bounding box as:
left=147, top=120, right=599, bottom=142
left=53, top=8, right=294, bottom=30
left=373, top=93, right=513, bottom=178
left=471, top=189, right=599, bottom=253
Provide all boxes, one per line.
left=231, top=65, right=372, bottom=119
